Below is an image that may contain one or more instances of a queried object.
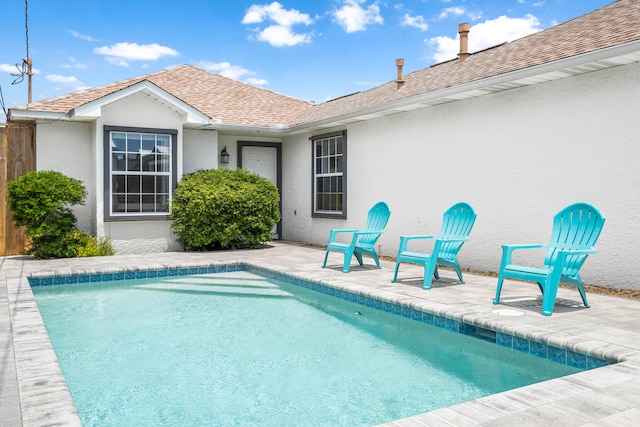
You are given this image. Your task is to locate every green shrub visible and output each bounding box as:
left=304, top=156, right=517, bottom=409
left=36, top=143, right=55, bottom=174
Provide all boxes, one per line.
left=170, top=168, right=280, bottom=250
left=76, top=234, right=115, bottom=257
left=7, top=170, right=113, bottom=258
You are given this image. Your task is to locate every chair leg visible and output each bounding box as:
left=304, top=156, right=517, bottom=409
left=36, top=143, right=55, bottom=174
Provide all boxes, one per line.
left=354, top=252, right=364, bottom=266
left=573, top=276, right=591, bottom=308
left=452, top=261, right=465, bottom=284
left=392, top=262, right=401, bottom=283
left=371, top=253, right=381, bottom=269
left=423, top=264, right=435, bottom=290
left=541, top=280, right=559, bottom=316
left=493, top=276, right=505, bottom=304
left=433, top=266, right=440, bottom=280
left=343, top=251, right=353, bottom=273
left=423, top=259, right=438, bottom=290
left=322, top=249, right=330, bottom=268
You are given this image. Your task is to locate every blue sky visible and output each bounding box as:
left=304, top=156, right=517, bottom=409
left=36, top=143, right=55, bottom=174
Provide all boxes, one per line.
left=1, top=0, right=613, bottom=120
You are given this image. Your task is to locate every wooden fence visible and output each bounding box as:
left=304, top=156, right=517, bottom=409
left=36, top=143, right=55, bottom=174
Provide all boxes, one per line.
left=1, top=123, right=36, bottom=255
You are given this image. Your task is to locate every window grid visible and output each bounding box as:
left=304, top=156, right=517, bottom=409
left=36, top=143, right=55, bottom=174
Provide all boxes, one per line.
left=110, top=131, right=171, bottom=215
left=313, top=134, right=344, bottom=215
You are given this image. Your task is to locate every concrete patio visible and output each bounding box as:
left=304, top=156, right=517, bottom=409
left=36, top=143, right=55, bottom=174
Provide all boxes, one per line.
left=1, top=241, right=639, bottom=426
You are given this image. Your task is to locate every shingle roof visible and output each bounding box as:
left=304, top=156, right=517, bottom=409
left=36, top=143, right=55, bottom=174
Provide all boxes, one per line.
left=10, top=0, right=640, bottom=129
left=13, top=65, right=314, bottom=127
left=293, top=0, right=640, bottom=125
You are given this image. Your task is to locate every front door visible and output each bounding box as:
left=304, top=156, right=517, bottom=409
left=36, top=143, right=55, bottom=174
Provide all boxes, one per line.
left=238, top=142, right=282, bottom=239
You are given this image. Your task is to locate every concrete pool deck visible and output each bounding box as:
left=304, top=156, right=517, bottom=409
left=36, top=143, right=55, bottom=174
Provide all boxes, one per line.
left=1, top=241, right=639, bottom=426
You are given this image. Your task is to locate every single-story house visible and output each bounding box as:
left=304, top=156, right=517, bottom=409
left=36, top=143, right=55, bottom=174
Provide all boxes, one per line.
left=8, top=0, right=640, bottom=290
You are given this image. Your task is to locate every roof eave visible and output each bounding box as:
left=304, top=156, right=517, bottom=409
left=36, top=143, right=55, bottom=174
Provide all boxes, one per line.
left=285, top=39, right=640, bottom=135
left=9, top=80, right=222, bottom=127
left=8, top=109, right=72, bottom=122
left=212, top=123, right=289, bottom=135
left=72, top=80, right=220, bottom=126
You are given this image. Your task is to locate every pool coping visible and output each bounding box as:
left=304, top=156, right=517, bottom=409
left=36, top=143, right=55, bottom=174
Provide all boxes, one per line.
left=3, top=245, right=640, bottom=426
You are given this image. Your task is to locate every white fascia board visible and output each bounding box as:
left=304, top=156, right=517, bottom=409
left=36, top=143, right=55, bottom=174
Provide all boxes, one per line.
left=214, top=123, right=288, bottom=135
left=286, top=40, right=640, bottom=134
left=71, top=80, right=220, bottom=126
left=8, top=109, right=72, bottom=121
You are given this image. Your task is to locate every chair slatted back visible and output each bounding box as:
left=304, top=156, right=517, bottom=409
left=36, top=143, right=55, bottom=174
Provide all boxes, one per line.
left=358, top=202, right=391, bottom=249
left=439, top=202, right=477, bottom=260
left=544, top=203, right=605, bottom=278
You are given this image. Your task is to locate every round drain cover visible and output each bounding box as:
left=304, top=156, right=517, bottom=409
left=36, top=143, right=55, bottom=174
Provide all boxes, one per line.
left=491, top=309, right=524, bottom=317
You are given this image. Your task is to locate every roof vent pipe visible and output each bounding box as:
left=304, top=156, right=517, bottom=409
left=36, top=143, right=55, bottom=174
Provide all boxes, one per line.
left=396, top=58, right=405, bottom=89
left=458, top=23, right=470, bottom=62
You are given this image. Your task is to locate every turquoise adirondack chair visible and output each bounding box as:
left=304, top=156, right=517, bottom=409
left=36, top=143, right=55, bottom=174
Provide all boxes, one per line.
left=392, top=202, right=477, bottom=289
left=322, top=201, right=391, bottom=273
left=493, top=202, right=605, bottom=316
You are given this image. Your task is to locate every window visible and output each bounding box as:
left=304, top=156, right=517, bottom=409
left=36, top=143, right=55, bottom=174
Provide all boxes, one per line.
left=104, top=126, right=177, bottom=220
left=312, top=131, right=346, bottom=218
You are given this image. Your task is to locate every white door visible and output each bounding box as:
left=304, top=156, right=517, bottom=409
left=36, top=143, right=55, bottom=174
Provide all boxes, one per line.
left=242, top=146, right=280, bottom=238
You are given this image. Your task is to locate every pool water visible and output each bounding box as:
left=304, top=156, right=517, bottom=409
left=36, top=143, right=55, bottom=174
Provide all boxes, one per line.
left=33, top=271, right=580, bottom=426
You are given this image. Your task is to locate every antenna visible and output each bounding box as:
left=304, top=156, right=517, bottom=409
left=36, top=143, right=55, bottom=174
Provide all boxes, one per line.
left=24, top=0, right=32, bottom=104
left=10, top=0, right=32, bottom=105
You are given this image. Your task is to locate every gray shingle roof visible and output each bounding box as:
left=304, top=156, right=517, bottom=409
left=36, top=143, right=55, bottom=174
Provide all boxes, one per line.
left=293, top=0, right=640, bottom=125
left=10, top=0, right=640, bottom=129
left=12, top=65, right=314, bottom=127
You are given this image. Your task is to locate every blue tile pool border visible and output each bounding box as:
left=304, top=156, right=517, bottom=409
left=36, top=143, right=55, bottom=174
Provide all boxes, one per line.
left=28, top=262, right=612, bottom=371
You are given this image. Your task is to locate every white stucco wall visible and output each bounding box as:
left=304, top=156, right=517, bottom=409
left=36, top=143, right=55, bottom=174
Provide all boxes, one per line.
left=35, top=121, right=95, bottom=234
left=282, top=62, right=640, bottom=290
left=183, top=129, right=218, bottom=174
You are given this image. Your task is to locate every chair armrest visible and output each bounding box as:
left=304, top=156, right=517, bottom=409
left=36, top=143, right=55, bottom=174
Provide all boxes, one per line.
left=353, top=229, right=385, bottom=236
left=500, top=243, right=546, bottom=266
left=502, top=243, right=546, bottom=250
left=328, top=229, right=360, bottom=242
left=398, top=235, right=435, bottom=252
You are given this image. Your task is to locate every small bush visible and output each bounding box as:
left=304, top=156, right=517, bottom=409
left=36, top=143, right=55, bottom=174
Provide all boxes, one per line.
left=170, top=168, right=280, bottom=250
left=76, top=234, right=115, bottom=257
left=7, top=170, right=113, bottom=258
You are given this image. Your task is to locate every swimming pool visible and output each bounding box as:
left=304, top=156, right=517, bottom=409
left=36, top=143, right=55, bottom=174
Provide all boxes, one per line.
left=31, top=266, right=588, bottom=426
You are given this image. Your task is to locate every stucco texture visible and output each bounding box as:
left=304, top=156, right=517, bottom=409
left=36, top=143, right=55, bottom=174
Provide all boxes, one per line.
left=281, top=62, right=640, bottom=291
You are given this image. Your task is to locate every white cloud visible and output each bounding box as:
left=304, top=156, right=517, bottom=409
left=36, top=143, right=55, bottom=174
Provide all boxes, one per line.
left=428, top=14, right=542, bottom=62
left=243, top=2, right=312, bottom=26
left=438, top=6, right=466, bottom=20
left=196, top=61, right=253, bottom=80
left=67, top=30, right=98, bottom=42
left=93, top=42, right=179, bottom=67
left=246, top=77, right=269, bottom=85
left=46, top=74, right=89, bottom=91
left=401, top=13, right=428, bottom=31
left=0, top=63, right=20, bottom=74
left=242, top=2, right=313, bottom=47
left=60, top=57, right=88, bottom=70
left=467, top=11, right=484, bottom=21
left=0, top=63, right=40, bottom=75
left=257, top=25, right=312, bottom=46
left=333, top=0, right=383, bottom=33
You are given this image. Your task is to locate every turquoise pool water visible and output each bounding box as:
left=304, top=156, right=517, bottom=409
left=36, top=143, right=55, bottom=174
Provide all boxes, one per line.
left=33, top=270, right=580, bottom=426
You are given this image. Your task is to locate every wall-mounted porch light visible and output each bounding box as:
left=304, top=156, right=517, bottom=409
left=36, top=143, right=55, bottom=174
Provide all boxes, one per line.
left=220, top=146, right=230, bottom=164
